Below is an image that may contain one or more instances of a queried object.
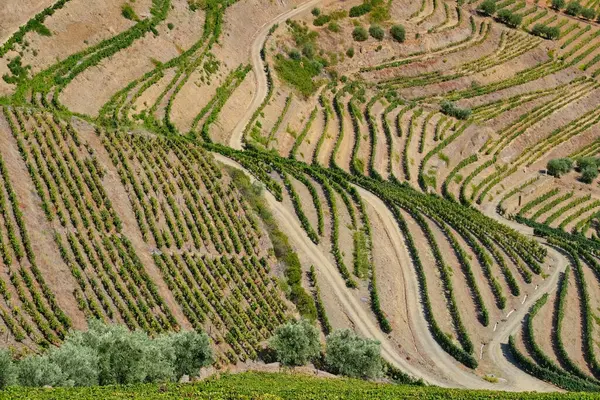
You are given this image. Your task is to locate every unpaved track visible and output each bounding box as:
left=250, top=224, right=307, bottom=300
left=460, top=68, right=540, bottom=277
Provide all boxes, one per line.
left=229, top=0, right=324, bottom=150
left=223, top=0, right=564, bottom=391
left=357, top=188, right=558, bottom=392
left=213, top=154, right=452, bottom=387
left=483, top=202, right=566, bottom=391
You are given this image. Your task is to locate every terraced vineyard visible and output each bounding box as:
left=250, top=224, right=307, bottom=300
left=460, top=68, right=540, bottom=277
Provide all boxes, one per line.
left=2, top=0, right=600, bottom=393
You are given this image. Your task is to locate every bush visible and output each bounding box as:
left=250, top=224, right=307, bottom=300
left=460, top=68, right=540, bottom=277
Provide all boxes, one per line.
left=576, top=157, right=600, bottom=183
left=551, top=0, right=565, bottom=9
left=349, top=3, right=373, bottom=17
left=325, top=330, right=382, bottom=379
left=121, top=4, right=138, bottom=21
left=531, top=24, right=560, bottom=40
left=9, top=320, right=213, bottom=388
left=565, top=1, right=582, bottom=15
left=328, top=22, right=341, bottom=32
left=440, top=101, right=471, bottom=120
left=352, top=26, right=369, bottom=41
left=496, top=9, right=522, bottom=28
left=580, top=166, right=598, bottom=184
left=311, top=7, right=321, bottom=16
left=168, top=331, right=214, bottom=379
left=369, top=24, right=384, bottom=40
left=302, top=43, right=315, bottom=59
left=46, top=342, right=100, bottom=387
left=0, top=350, right=16, bottom=389
left=346, top=47, right=355, bottom=58
left=288, top=49, right=301, bottom=60
left=167, top=22, right=174, bottom=30
left=17, top=355, right=66, bottom=387
left=581, top=7, right=596, bottom=19
left=313, top=14, right=331, bottom=26
left=576, top=157, right=600, bottom=171
left=547, top=158, right=573, bottom=177
left=269, top=319, right=321, bottom=366
left=390, top=24, right=405, bottom=42
left=478, top=0, right=497, bottom=16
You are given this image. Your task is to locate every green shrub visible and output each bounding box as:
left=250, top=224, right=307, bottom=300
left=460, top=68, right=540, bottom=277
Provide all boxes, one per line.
left=30, top=20, right=52, bottom=37
left=121, top=4, right=138, bottom=21
left=346, top=47, right=355, bottom=58
left=312, top=7, right=321, bottom=16
left=0, top=350, right=16, bottom=389
left=390, top=24, right=405, bottom=42
left=328, top=22, right=341, bottom=32
left=580, top=166, right=598, bottom=184
left=349, top=3, right=373, bottom=17
left=369, top=5, right=390, bottom=22
left=565, top=1, right=582, bottom=15
left=302, top=43, right=315, bottom=59
left=551, top=0, right=565, bottom=9
left=269, top=319, right=321, bottom=366
left=576, top=157, right=600, bottom=171
left=580, top=7, right=596, bottom=19
left=352, top=26, right=369, bottom=41
left=440, top=101, right=471, bottom=119
left=274, top=54, right=322, bottom=97
left=496, top=9, right=522, bottom=27
left=9, top=320, right=213, bottom=387
left=531, top=24, right=560, bottom=40
left=314, top=14, right=332, bottom=26
left=369, top=24, right=384, bottom=40
left=167, top=22, right=174, bottom=30
left=478, top=0, right=497, bottom=16
left=325, top=330, right=382, bottom=379
left=289, top=49, right=301, bottom=60
left=547, top=158, right=573, bottom=177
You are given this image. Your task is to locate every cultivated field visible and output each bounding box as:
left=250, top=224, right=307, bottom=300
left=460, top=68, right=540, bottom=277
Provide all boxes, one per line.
left=2, top=0, right=600, bottom=392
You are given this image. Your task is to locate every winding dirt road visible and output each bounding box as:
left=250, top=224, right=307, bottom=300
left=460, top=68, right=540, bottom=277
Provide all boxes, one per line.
left=223, top=0, right=565, bottom=391
left=229, top=0, right=324, bottom=151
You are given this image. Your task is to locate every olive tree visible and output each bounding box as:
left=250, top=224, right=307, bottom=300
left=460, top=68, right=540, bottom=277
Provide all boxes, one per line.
left=325, top=329, right=382, bottom=379
left=369, top=25, right=385, bottom=40
left=390, top=24, right=405, bottom=42
left=269, top=319, right=320, bottom=366
left=352, top=26, right=369, bottom=42
left=167, top=330, right=213, bottom=379
left=47, top=342, right=100, bottom=387
left=17, top=355, right=67, bottom=387
left=547, top=158, right=573, bottom=177
left=478, top=0, right=497, bottom=16
left=0, top=349, right=15, bottom=389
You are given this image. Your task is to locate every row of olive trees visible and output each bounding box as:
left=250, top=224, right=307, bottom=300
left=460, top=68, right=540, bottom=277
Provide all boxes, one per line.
left=269, top=319, right=382, bottom=379
left=0, top=320, right=213, bottom=388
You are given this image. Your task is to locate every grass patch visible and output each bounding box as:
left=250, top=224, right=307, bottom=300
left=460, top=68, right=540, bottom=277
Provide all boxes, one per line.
left=274, top=54, right=323, bottom=97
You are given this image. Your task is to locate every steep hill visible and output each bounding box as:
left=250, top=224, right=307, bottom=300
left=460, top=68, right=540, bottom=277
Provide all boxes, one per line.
left=2, top=0, right=600, bottom=393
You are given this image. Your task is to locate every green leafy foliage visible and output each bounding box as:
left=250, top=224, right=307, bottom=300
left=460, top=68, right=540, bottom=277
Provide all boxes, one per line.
left=478, top=0, right=497, bottom=16
left=390, top=24, right=405, bottom=42
left=274, top=54, right=322, bottom=97
left=565, top=1, right=582, bottom=15
left=531, top=24, right=560, bottom=40
left=121, top=4, right=139, bottom=21
left=352, top=26, right=369, bottom=41
left=496, top=9, right=522, bottom=28
left=547, top=158, right=573, bottom=176
left=269, top=319, right=321, bottom=366
left=7, top=320, right=213, bottom=387
left=325, top=329, right=382, bottom=379
left=440, top=101, right=472, bottom=119
left=0, top=350, right=16, bottom=389
left=369, top=25, right=384, bottom=40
